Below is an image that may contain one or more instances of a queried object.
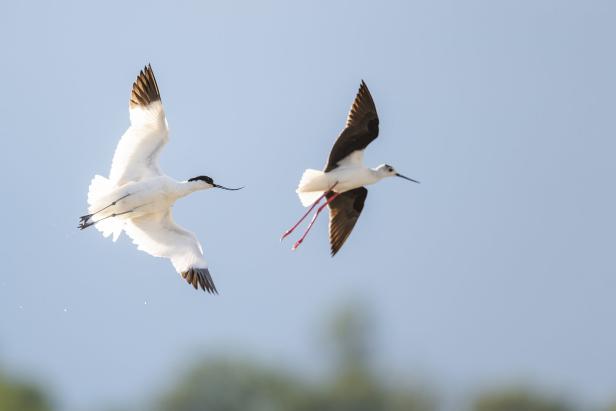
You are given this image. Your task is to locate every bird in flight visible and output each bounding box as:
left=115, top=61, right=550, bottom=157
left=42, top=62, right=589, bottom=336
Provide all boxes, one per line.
left=79, top=64, right=241, bottom=293
left=281, top=81, right=418, bottom=255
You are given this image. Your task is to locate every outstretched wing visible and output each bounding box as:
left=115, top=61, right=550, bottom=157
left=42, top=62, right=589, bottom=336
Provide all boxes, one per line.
left=123, top=210, right=217, bottom=293
left=324, top=81, right=379, bottom=172
left=327, top=187, right=368, bottom=256
left=109, top=64, right=169, bottom=186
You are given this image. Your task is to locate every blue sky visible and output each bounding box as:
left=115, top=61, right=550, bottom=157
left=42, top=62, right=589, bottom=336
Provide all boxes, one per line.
left=1, top=0, right=615, bottom=410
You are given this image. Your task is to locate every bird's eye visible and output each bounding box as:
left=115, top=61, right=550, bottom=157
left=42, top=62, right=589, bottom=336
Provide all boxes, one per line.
left=388, top=168, right=394, bottom=172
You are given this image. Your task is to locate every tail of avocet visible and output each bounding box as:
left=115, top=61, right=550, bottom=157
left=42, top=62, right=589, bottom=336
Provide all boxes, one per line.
left=296, top=169, right=326, bottom=206
left=79, top=175, right=125, bottom=241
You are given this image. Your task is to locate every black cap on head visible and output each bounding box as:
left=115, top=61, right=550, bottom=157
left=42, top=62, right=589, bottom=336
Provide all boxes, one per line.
left=188, top=175, right=214, bottom=184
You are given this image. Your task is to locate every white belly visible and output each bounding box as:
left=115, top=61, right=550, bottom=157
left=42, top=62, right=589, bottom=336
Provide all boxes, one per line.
left=295, top=166, right=377, bottom=206
left=89, top=177, right=176, bottom=219
left=327, top=167, right=377, bottom=193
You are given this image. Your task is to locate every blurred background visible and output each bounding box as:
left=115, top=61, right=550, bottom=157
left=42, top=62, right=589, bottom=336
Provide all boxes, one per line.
left=1, top=0, right=615, bottom=410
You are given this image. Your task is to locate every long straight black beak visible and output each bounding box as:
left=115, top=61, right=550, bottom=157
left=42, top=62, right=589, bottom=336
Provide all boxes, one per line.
left=396, top=173, right=420, bottom=184
left=214, top=184, right=244, bottom=191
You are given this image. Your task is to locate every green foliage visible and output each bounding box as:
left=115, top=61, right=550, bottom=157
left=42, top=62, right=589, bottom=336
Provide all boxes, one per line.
left=3, top=305, right=605, bottom=411
left=154, top=305, right=434, bottom=411
left=155, top=355, right=433, bottom=411
left=472, top=388, right=574, bottom=411
left=157, top=359, right=306, bottom=411
left=328, top=303, right=373, bottom=376
left=0, top=372, right=53, bottom=411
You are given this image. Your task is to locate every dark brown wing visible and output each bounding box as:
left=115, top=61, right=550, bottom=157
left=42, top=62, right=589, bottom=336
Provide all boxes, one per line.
left=327, top=187, right=368, bottom=256
left=129, top=64, right=161, bottom=108
left=181, top=267, right=218, bottom=294
left=324, top=81, right=379, bottom=172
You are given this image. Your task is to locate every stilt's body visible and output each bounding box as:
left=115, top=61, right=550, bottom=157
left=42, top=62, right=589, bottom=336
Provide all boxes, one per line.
left=296, top=165, right=379, bottom=205
left=282, top=80, right=418, bottom=255
left=284, top=165, right=379, bottom=250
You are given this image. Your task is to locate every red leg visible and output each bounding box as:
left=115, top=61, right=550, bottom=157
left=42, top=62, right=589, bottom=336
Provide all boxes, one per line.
left=281, top=182, right=339, bottom=242
left=280, top=193, right=325, bottom=241
left=292, top=192, right=340, bottom=251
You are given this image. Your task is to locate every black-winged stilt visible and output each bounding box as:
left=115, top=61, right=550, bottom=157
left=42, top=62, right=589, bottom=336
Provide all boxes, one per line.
left=281, top=81, right=418, bottom=255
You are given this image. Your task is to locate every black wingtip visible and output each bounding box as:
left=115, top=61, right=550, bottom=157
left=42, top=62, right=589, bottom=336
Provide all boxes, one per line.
left=181, top=268, right=218, bottom=295
left=130, top=64, right=161, bottom=108
left=330, top=239, right=344, bottom=257
left=342, top=80, right=377, bottom=131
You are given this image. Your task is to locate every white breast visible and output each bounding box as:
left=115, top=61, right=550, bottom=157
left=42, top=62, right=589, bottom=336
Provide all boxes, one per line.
left=328, top=166, right=377, bottom=193
left=88, top=176, right=177, bottom=220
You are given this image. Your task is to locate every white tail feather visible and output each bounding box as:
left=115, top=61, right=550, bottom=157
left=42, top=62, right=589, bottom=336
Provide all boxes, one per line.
left=296, top=169, right=326, bottom=207
left=87, top=175, right=114, bottom=206
left=95, top=218, right=125, bottom=242
left=86, top=175, right=124, bottom=241
left=297, top=191, right=325, bottom=207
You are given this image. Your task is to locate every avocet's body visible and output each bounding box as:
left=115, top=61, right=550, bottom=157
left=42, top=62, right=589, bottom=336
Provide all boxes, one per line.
left=80, top=65, right=241, bottom=293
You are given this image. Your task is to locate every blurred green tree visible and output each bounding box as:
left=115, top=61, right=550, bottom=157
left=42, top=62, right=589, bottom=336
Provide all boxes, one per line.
left=0, top=370, right=54, bottom=411
left=472, top=388, right=574, bottom=411
left=154, top=303, right=434, bottom=411
left=313, top=303, right=434, bottom=411
left=156, top=358, right=307, bottom=411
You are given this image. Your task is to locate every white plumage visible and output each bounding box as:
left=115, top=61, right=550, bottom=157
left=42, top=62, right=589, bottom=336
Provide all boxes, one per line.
left=123, top=211, right=204, bottom=275
left=80, top=65, right=240, bottom=293
left=109, top=100, right=168, bottom=185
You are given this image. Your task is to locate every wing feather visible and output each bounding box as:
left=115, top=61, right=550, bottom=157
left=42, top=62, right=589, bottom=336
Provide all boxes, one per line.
left=124, top=210, right=217, bottom=293
left=324, top=81, right=379, bottom=172
left=327, top=187, right=368, bottom=256
left=109, top=64, right=169, bottom=186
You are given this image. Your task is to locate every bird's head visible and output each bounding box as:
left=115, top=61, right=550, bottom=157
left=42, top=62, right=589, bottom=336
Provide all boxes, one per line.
left=187, top=176, right=243, bottom=190
left=375, top=164, right=420, bottom=183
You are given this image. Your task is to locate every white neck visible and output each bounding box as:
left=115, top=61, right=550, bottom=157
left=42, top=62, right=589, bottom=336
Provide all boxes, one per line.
left=369, top=167, right=387, bottom=184
left=175, top=180, right=211, bottom=199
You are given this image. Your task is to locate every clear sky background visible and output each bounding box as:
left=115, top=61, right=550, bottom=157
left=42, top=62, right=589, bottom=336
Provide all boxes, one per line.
left=1, top=0, right=615, bottom=410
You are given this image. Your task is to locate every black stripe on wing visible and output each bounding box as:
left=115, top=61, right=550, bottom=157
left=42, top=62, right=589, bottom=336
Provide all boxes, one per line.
left=327, top=187, right=368, bottom=256
left=325, top=81, right=379, bottom=172
left=129, top=64, right=161, bottom=108
left=181, top=267, right=218, bottom=294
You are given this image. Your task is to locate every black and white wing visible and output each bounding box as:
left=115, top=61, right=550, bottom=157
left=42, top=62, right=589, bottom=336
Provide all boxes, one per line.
left=123, top=210, right=218, bottom=293
left=324, top=81, right=379, bottom=172
left=109, top=64, right=169, bottom=186
left=327, top=187, right=368, bottom=256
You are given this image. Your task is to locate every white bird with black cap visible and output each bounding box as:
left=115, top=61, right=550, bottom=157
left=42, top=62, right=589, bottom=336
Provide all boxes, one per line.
left=79, top=64, right=242, bottom=293
left=281, top=81, right=419, bottom=255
